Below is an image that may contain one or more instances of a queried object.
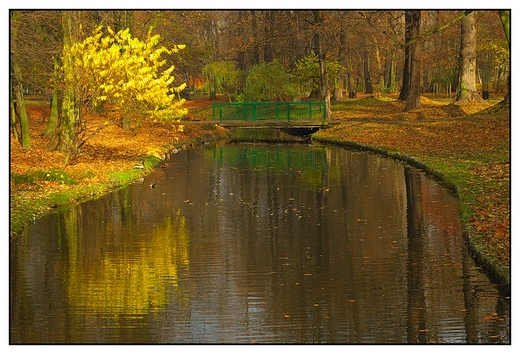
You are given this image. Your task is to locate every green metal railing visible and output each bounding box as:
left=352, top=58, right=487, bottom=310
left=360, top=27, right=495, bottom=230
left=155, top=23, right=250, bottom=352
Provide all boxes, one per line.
left=212, top=101, right=327, bottom=123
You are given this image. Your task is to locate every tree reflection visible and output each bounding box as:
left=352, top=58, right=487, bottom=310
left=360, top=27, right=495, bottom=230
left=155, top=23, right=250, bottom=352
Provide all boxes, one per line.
left=63, top=207, right=190, bottom=318
left=405, top=167, right=428, bottom=343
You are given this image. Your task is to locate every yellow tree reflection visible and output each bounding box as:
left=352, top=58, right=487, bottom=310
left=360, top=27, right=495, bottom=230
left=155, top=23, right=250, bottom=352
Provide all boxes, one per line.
left=64, top=209, right=190, bottom=317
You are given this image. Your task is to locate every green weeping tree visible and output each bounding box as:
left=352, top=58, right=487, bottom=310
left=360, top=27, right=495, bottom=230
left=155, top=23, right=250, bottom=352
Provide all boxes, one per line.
left=201, top=61, right=240, bottom=101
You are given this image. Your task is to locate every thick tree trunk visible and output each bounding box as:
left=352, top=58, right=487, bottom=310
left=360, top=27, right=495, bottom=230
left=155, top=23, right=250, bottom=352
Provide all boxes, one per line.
left=399, top=11, right=413, bottom=101
left=404, top=10, right=422, bottom=111
left=47, top=88, right=80, bottom=163
left=209, top=87, right=217, bottom=100
left=456, top=11, right=485, bottom=103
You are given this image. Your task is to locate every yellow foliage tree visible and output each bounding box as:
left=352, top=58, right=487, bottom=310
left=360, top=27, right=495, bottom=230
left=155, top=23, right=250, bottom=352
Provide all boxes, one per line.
left=62, top=26, right=187, bottom=135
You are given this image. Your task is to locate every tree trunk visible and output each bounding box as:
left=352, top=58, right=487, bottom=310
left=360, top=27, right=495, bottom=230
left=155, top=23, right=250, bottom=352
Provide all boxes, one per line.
left=122, top=115, right=131, bottom=130
left=404, top=10, right=422, bottom=111
left=312, top=11, right=332, bottom=120
left=236, top=12, right=246, bottom=72
left=384, top=53, right=395, bottom=92
left=44, top=90, right=59, bottom=137
left=47, top=11, right=81, bottom=163
left=44, top=57, right=60, bottom=138
left=363, top=49, right=373, bottom=94
left=13, top=80, right=31, bottom=151
left=263, top=11, right=274, bottom=62
left=399, top=11, right=413, bottom=101
left=498, top=10, right=510, bottom=104
left=209, top=87, right=217, bottom=100
left=456, top=11, right=485, bottom=103
left=10, top=84, right=20, bottom=142
left=10, top=13, right=30, bottom=150
left=333, top=30, right=347, bottom=100
left=374, top=40, right=384, bottom=96
left=251, top=11, right=260, bottom=64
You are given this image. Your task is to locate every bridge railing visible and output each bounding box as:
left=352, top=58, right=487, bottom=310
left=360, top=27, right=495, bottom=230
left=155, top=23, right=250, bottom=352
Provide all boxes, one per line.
left=212, top=101, right=327, bottom=123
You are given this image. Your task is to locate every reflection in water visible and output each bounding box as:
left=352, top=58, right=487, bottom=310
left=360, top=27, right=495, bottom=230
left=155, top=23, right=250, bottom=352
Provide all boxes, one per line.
left=65, top=208, right=190, bottom=317
left=10, top=144, right=510, bottom=343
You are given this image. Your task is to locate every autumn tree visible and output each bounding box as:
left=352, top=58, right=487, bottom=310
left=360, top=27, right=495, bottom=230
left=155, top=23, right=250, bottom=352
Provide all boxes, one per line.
left=46, top=11, right=82, bottom=162
left=10, top=13, right=31, bottom=151
left=333, top=29, right=347, bottom=100
left=423, top=11, right=460, bottom=98
left=48, top=21, right=187, bottom=162
left=456, top=11, right=486, bottom=103
left=356, top=11, right=407, bottom=97
left=10, top=10, right=62, bottom=150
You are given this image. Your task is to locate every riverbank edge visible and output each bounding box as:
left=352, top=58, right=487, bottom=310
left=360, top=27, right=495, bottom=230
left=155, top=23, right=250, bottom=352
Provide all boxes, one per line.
left=312, top=134, right=510, bottom=294
left=10, top=128, right=230, bottom=239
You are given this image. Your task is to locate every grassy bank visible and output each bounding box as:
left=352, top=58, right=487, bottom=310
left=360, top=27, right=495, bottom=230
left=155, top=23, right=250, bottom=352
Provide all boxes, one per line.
left=313, top=95, right=510, bottom=290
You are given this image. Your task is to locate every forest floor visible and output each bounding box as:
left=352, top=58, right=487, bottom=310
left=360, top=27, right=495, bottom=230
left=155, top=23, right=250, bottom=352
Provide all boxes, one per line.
left=9, top=93, right=510, bottom=289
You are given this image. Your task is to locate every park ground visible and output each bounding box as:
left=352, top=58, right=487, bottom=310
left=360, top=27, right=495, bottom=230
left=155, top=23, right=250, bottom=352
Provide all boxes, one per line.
left=9, top=93, right=510, bottom=290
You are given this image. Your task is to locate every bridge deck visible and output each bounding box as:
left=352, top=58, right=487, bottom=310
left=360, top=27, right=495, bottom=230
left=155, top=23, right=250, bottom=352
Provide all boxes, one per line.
left=207, top=101, right=336, bottom=131
left=204, top=120, right=338, bottom=128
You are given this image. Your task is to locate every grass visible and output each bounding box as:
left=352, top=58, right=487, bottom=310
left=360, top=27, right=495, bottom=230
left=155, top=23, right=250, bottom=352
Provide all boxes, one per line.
left=12, top=168, right=79, bottom=185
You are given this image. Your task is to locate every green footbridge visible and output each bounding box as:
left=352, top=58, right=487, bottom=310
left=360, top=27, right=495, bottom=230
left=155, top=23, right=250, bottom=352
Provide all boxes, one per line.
left=210, top=101, right=334, bottom=129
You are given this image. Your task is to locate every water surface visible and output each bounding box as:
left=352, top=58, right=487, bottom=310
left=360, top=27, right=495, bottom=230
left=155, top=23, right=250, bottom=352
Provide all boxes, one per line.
left=10, top=144, right=510, bottom=343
